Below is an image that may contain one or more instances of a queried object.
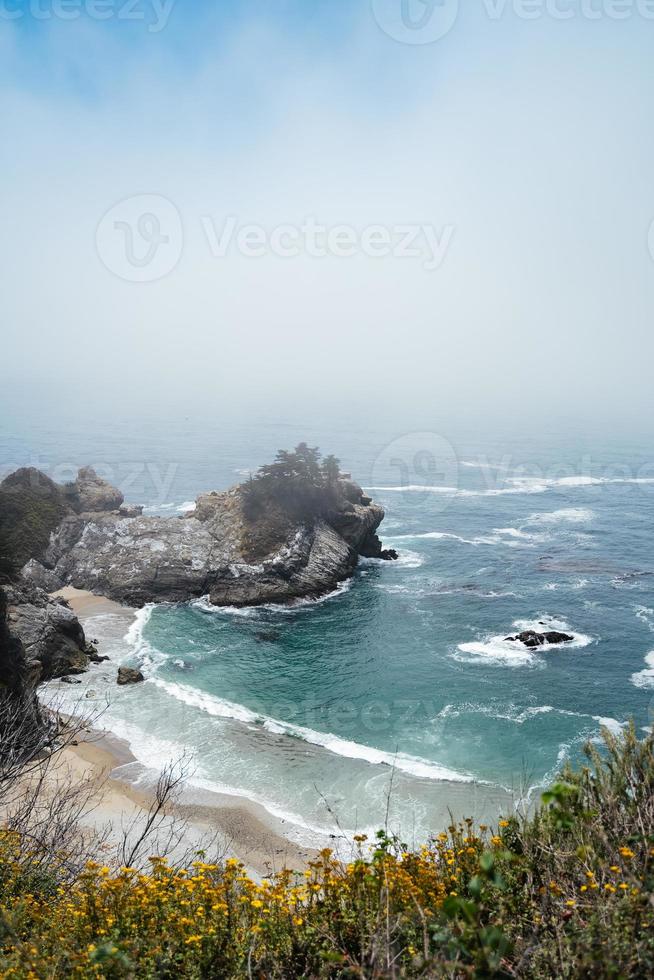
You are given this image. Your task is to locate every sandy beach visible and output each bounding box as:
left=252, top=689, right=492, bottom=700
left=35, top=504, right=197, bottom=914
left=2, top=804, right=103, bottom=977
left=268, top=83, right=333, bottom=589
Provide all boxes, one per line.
left=50, top=588, right=318, bottom=877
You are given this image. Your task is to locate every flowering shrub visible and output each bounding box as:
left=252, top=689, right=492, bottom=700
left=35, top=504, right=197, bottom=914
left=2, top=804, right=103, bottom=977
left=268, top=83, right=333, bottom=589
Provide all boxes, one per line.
left=1, top=726, right=654, bottom=977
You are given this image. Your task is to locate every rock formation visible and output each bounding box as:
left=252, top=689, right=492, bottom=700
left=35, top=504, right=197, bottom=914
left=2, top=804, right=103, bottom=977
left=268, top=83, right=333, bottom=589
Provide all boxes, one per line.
left=504, top=629, right=574, bottom=648
left=3, top=581, right=92, bottom=682
left=0, top=580, right=94, bottom=762
left=12, top=463, right=394, bottom=608
left=117, top=666, right=144, bottom=685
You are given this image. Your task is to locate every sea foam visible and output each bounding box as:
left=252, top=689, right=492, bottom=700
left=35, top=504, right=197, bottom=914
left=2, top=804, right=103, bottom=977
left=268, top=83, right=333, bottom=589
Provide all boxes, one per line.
left=455, top=616, right=593, bottom=668
left=148, top=678, right=476, bottom=784
left=631, top=652, right=654, bottom=689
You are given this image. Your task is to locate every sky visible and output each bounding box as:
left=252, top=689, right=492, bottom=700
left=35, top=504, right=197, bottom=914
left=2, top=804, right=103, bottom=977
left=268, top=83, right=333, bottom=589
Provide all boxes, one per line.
left=1, top=0, right=654, bottom=429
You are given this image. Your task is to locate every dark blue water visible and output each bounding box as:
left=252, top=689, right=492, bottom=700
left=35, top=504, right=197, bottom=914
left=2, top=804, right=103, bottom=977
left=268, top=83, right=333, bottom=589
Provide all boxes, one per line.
left=3, top=409, right=654, bottom=844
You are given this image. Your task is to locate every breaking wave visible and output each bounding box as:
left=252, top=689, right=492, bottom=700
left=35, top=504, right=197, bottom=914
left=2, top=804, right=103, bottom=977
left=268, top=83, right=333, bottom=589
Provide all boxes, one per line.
left=631, top=652, right=654, bottom=689
left=148, top=678, right=476, bottom=784
left=454, top=616, right=593, bottom=667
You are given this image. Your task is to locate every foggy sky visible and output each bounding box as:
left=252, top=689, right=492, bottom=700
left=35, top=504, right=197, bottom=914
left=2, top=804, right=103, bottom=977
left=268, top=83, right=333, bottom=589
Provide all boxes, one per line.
left=2, top=1, right=653, bottom=428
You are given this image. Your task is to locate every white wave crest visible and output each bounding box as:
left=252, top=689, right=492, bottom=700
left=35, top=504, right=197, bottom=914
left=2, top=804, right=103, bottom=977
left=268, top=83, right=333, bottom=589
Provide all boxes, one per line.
left=525, top=508, right=595, bottom=525
left=631, top=651, right=654, bottom=689
left=507, top=475, right=654, bottom=492
left=436, top=702, right=624, bottom=734
left=366, top=484, right=544, bottom=497
left=123, top=604, right=165, bottom=669
left=149, top=678, right=475, bottom=783
left=387, top=528, right=546, bottom=548
left=634, top=605, right=654, bottom=632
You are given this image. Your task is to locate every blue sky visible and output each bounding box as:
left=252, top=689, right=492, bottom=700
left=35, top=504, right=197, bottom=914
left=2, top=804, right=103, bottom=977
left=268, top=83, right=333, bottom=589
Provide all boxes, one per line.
left=2, top=1, right=653, bottom=424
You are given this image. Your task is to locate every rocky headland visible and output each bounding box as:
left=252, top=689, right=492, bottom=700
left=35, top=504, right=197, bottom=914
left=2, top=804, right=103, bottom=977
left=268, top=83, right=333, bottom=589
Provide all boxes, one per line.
left=6, top=450, right=394, bottom=609
left=0, top=446, right=395, bottom=701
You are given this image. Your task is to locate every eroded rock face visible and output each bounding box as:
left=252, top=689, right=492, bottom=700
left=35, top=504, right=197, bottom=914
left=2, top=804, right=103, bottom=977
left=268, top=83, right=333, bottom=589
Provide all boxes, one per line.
left=0, top=586, right=45, bottom=749
left=72, top=466, right=124, bottom=514
left=18, top=470, right=391, bottom=608
left=0, top=465, right=125, bottom=582
left=4, top=582, right=90, bottom=682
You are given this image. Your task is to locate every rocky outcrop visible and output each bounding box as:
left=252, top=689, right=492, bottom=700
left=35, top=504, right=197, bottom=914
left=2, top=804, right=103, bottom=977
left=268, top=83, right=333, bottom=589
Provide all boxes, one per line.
left=72, top=466, right=124, bottom=514
left=117, top=666, right=144, bottom=685
left=0, top=466, right=127, bottom=582
left=505, top=630, right=574, bottom=648
left=0, top=582, right=92, bottom=757
left=0, top=468, right=73, bottom=581
left=15, top=465, right=393, bottom=608
left=0, top=586, right=46, bottom=751
left=4, top=582, right=91, bottom=682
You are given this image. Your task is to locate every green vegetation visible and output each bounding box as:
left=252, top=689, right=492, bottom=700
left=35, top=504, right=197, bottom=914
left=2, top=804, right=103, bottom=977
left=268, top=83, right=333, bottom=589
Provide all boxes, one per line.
left=0, top=469, right=71, bottom=582
left=242, top=443, right=343, bottom=521
left=240, top=444, right=345, bottom=559
left=1, top=726, right=654, bottom=977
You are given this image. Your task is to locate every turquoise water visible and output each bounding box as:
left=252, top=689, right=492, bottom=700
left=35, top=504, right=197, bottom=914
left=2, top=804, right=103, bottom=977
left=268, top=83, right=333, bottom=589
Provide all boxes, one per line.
left=3, top=411, right=654, bottom=845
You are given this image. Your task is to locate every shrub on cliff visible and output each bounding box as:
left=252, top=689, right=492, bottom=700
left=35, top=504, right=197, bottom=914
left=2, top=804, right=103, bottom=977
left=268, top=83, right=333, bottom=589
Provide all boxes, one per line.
left=1, top=726, right=654, bottom=978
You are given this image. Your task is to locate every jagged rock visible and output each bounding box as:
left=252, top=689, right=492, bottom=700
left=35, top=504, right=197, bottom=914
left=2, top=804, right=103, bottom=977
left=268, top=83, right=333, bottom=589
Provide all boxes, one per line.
left=4, top=582, right=90, bottom=681
left=117, top=666, right=144, bottom=685
left=543, top=630, right=575, bottom=645
left=61, top=675, right=82, bottom=685
left=20, top=559, right=64, bottom=593
left=505, top=629, right=574, bottom=648
left=19, top=470, right=393, bottom=608
left=0, top=466, right=125, bottom=584
left=72, top=466, right=124, bottom=513
left=0, top=586, right=45, bottom=749
left=85, top=644, right=109, bottom=664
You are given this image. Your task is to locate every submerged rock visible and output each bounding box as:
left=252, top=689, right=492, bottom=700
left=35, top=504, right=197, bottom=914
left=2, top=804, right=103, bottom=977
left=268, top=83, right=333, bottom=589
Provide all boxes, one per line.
left=505, top=629, right=574, bottom=648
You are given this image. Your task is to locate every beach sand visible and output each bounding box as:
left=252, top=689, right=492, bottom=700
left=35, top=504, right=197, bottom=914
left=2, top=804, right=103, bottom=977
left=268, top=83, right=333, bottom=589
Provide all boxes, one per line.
left=50, top=588, right=318, bottom=876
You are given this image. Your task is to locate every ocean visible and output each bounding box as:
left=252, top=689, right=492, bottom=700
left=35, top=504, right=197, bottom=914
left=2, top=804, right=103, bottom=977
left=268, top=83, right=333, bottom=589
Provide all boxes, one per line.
left=3, top=409, right=654, bottom=849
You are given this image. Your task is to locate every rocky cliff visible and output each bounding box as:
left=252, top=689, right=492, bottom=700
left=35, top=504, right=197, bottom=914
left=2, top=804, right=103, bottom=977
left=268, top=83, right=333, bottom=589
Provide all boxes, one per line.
left=0, top=583, right=92, bottom=753
left=7, top=463, right=393, bottom=608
